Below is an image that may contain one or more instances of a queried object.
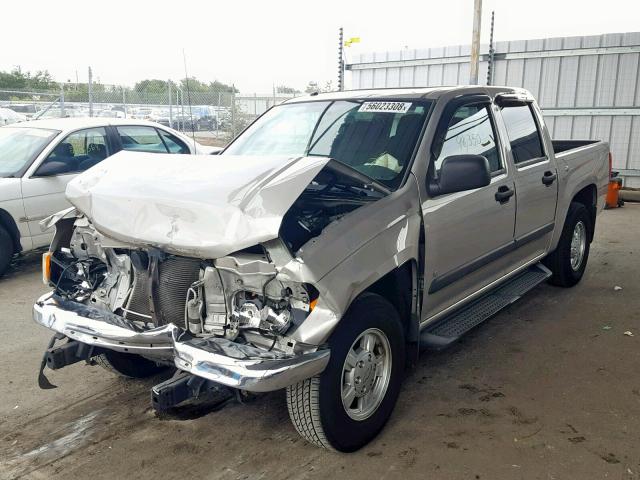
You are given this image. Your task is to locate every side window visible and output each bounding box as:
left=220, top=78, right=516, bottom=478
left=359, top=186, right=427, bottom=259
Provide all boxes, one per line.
left=116, top=126, right=168, bottom=153
left=500, top=105, right=545, bottom=164
left=158, top=129, right=190, bottom=154
left=433, top=104, right=502, bottom=174
left=37, top=127, right=110, bottom=175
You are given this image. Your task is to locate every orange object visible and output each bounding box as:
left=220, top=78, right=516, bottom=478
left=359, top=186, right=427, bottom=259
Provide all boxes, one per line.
left=309, top=297, right=318, bottom=311
left=42, top=252, right=52, bottom=285
left=605, top=177, right=622, bottom=209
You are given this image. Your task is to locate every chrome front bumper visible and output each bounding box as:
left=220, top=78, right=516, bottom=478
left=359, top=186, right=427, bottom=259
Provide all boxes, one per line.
left=173, top=336, right=330, bottom=392
left=33, top=293, right=175, bottom=359
left=33, top=293, right=330, bottom=392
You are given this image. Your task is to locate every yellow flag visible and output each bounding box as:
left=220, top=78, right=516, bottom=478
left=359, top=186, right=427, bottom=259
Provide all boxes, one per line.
left=344, top=37, right=361, bottom=47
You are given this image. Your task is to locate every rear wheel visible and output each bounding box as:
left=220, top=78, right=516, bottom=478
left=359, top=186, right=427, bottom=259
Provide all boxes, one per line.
left=95, top=350, right=167, bottom=378
left=544, top=202, right=592, bottom=287
left=0, top=225, right=14, bottom=277
left=286, top=293, right=405, bottom=452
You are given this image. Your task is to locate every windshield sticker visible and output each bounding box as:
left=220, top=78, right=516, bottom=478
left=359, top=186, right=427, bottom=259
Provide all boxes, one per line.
left=359, top=102, right=412, bottom=114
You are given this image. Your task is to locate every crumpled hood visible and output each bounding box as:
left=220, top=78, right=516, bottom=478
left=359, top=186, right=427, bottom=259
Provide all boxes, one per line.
left=66, top=151, right=330, bottom=258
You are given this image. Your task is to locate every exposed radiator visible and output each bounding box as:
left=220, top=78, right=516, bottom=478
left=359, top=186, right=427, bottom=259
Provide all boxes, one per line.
left=124, top=256, right=201, bottom=327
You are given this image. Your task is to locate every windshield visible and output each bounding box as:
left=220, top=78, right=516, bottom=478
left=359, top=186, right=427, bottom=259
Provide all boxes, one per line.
left=0, top=127, right=59, bottom=177
left=224, top=99, right=431, bottom=188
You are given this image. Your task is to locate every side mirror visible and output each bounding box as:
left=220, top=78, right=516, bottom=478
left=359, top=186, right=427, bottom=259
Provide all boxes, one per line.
left=35, top=161, right=71, bottom=177
left=428, top=154, right=491, bottom=197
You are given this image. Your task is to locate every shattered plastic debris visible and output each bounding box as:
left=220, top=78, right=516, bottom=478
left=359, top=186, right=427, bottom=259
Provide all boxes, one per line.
left=614, top=286, right=623, bottom=291
left=623, top=331, right=634, bottom=337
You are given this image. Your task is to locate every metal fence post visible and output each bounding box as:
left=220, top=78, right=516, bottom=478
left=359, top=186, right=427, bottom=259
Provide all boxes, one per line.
left=179, top=88, right=185, bottom=131
left=216, top=91, right=221, bottom=138
left=122, top=87, right=127, bottom=118
left=60, top=84, right=65, bottom=118
left=231, top=89, right=236, bottom=138
left=88, top=66, right=94, bottom=117
left=168, top=81, right=173, bottom=128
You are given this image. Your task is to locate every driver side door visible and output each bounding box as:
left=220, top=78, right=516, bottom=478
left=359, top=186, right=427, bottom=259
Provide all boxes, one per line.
left=21, top=127, right=111, bottom=248
left=421, top=97, right=517, bottom=321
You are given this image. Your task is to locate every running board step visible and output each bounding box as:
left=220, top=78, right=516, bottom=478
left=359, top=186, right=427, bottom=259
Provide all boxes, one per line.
left=420, top=263, right=552, bottom=350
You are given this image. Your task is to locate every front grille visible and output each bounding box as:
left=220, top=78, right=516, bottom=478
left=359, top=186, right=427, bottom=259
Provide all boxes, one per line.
left=124, top=256, right=201, bottom=327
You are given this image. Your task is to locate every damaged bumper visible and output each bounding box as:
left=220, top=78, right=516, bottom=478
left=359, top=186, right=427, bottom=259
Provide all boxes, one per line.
left=173, top=336, right=330, bottom=392
left=33, top=293, right=175, bottom=359
left=33, top=293, right=330, bottom=392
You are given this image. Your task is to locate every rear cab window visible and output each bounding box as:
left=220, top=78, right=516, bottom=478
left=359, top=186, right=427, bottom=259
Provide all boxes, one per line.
left=500, top=104, right=545, bottom=165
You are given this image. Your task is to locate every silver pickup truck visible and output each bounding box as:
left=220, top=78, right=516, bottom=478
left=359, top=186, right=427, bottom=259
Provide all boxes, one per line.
left=33, top=86, right=610, bottom=452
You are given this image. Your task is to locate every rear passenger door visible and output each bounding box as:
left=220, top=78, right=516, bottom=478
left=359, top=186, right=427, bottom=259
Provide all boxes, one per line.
left=496, top=98, right=558, bottom=263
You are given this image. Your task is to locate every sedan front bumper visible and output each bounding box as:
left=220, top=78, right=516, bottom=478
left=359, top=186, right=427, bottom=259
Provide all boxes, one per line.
left=33, top=293, right=330, bottom=392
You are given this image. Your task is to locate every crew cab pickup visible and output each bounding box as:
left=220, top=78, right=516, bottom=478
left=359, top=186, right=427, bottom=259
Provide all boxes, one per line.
left=33, top=86, right=610, bottom=452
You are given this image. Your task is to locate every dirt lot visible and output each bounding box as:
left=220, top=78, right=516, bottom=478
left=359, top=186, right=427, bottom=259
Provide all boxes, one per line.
left=1, top=205, right=639, bottom=480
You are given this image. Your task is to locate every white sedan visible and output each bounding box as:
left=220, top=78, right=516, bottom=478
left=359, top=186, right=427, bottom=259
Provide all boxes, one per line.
left=0, top=117, right=221, bottom=275
left=0, top=107, right=27, bottom=126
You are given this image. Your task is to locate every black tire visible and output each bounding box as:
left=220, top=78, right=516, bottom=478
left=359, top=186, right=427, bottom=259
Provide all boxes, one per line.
left=0, top=225, right=14, bottom=277
left=544, top=202, right=592, bottom=287
left=286, top=293, right=405, bottom=452
left=95, top=350, right=167, bottom=379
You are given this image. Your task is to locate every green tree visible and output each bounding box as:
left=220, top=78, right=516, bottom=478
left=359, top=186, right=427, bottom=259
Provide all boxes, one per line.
left=0, top=68, right=29, bottom=90
left=134, top=79, right=169, bottom=93
left=304, top=80, right=334, bottom=94
left=276, top=85, right=300, bottom=94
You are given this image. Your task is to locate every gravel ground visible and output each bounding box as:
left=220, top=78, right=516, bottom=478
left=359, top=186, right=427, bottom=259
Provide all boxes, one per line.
left=1, top=204, right=639, bottom=480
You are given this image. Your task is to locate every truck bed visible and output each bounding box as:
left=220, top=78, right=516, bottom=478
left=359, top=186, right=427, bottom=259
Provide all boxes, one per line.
left=552, top=139, right=601, bottom=155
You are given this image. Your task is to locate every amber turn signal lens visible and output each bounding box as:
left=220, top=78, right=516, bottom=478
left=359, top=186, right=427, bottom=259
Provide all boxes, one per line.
left=309, top=297, right=318, bottom=311
left=42, top=252, right=52, bottom=285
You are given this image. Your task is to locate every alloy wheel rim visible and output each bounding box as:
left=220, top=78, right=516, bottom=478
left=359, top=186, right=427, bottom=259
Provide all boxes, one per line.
left=570, top=221, right=586, bottom=271
left=341, top=328, right=392, bottom=421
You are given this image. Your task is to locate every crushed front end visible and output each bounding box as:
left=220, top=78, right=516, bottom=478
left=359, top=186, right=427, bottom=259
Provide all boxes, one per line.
left=34, top=212, right=330, bottom=399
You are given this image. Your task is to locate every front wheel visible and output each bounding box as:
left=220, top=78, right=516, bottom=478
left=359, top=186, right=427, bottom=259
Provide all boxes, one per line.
left=286, top=293, right=405, bottom=452
left=0, top=225, right=14, bottom=277
left=544, top=202, right=592, bottom=287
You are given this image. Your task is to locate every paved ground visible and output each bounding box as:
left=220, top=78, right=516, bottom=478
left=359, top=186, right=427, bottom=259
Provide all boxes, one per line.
left=1, top=205, right=639, bottom=480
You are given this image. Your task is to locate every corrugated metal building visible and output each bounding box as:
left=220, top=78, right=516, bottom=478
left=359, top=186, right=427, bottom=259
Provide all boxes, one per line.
left=347, top=32, right=640, bottom=186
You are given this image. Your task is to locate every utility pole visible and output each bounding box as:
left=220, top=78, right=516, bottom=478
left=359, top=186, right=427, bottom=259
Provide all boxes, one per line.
left=469, top=0, right=482, bottom=85
left=487, top=11, right=495, bottom=85
left=338, top=27, right=344, bottom=91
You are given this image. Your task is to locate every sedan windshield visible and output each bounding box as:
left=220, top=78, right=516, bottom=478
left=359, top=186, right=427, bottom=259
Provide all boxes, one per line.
left=0, top=127, right=59, bottom=177
left=224, top=99, right=431, bottom=189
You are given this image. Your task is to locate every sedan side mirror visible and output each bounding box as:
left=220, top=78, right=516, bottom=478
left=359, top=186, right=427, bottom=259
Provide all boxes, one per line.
left=428, top=154, right=491, bottom=197
left=35, top=161, right=72, bottom=177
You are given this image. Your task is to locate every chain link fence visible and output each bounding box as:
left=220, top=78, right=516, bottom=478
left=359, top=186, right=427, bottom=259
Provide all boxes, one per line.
left=1, top=83, right=297, bottom=145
